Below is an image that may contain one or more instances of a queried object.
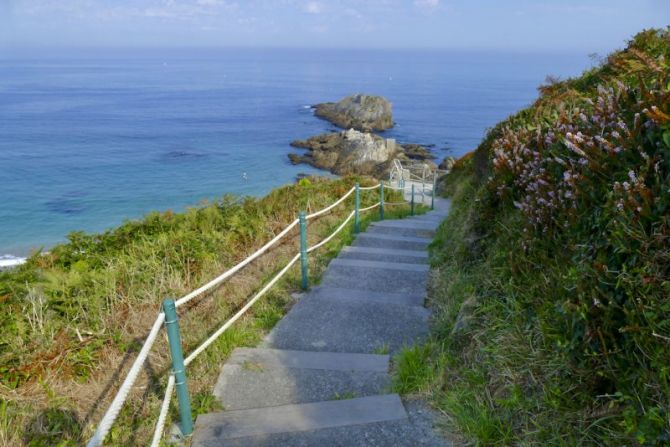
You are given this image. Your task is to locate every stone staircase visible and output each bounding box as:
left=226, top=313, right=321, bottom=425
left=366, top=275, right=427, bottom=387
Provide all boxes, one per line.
left=191, top=198, right=451, bottom=446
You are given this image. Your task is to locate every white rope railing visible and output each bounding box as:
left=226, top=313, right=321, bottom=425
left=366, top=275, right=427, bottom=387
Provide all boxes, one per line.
left=359, top=202, right=380, bottom=212
left=306, top=187, right=355, bottom=220
left=307, top=210, right=355, bottom=254
left=88, top=182, right=404, bottom=446
left=87, top=314, right=166, bottom=447
left=175, top=218, right=299, bottom=308
left=150, top=374, right=175, bottom=447
left=184, top=253, right=300, bottom=366
left=358, top=184, right=380, bottom=191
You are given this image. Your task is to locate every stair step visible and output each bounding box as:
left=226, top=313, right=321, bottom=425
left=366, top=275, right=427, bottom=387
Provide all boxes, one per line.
left=329, top=258, right=429, bottom=272
left=339, top=246, right=428, bottom=264
left=227, top=348, right=389, bottom=372
left=367, top=222, right=436, bottom=238
left=321, top=262, right=427, bottom=295
left=310, top=286, right=425, bottom=307
left=214, top=349, right=390, bottom=410
left=353, top=233, right=431, bottom=251
left=264, top=295, right=429, bottom=354
left=192, top=395, right=408, bottom=444
left=372, top=220, right=439, bottom=230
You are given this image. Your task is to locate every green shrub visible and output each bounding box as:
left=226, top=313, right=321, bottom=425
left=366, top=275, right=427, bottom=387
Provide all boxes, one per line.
left=418, top=27, right=670, bottom=445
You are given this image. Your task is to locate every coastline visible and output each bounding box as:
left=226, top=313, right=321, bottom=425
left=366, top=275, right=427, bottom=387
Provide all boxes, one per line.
left=0, top=255, right=27, bottom=270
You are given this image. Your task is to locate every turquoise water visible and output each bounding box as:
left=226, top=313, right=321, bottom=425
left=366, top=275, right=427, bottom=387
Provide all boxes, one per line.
left=0, top=48, right=589, bottom=257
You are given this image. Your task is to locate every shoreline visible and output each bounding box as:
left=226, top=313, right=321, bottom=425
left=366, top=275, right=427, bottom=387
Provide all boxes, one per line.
left=0, top=255, right=27, bottom=270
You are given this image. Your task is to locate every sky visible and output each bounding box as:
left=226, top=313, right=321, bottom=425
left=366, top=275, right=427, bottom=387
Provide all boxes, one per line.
left=0, top=0, right=668, bottom=52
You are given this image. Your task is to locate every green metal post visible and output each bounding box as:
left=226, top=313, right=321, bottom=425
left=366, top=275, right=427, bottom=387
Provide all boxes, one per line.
left=299, top=212, right=308, bottom=290
left=431, top=173, right=436, bottom=210
left=354, top=183, right=360, bottom=233
left=380, top=182, right=385, bottom=220
left=162, top=299, right=193, bottom=437
left=411, top=183, right=415, bottom=216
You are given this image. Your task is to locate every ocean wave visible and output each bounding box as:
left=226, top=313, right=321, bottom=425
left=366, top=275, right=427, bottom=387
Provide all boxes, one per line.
left=0, top=254, right=27, bottom=269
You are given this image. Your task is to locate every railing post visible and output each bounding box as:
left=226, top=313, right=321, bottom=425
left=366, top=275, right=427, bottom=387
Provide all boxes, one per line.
left=162, top=299, right=193, bottom=437
left=299, top=211, right=308, bottom=290
left=431, top=173, right=436, bottom=210
left=380, top=182, right=385, bottom=220
left=411, top=183, right=415, bottom=216
left=354, top=183, right=360, bottom=233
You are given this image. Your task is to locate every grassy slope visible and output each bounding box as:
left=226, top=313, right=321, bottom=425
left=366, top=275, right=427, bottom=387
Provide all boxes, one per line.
left=394, top=28, right=670, bottom=446
left=0, top=175, right=422, bottom=445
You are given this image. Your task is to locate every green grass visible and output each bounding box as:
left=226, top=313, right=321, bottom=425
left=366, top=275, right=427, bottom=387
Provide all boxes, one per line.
left=0, top=174, right=421, bottom=445
left=393, top=28, right=670, bottom=446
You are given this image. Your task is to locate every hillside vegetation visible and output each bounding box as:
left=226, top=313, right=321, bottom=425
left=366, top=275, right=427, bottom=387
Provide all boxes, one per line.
left=0, top=176, right=414, bottom=445
left=395, top=29, right=670, bottom=445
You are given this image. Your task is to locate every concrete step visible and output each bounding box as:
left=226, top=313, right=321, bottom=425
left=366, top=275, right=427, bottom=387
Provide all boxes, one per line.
left=310, top=286, right=425, bottom=307
left=193, top=399, right=451, bottom=447
left=264, top=295, right=429, bottom=354
left=338, top=246, right=429, bottom=264
left=213, top=349, right=390, bottom=410
left=366, top=223, right=436, bottom=238
left=192, top=395, right=408, bottom=446
left=320, top=261, right=428, bottom=295
left=353, top=233, right=431, bottom=251
left=371, top=219, right=439, bottom=230
left=329, top=258, right=429, bottom=273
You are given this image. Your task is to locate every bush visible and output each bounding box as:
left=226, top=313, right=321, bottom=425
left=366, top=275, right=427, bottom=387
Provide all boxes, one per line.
left=415, top=28, right=670, bottom=445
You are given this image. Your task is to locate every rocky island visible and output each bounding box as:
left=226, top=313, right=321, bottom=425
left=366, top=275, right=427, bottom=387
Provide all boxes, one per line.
left=290, top=129, right=435, bottom=176
left=290, top=93, right=436, bottom=177
left=313, top=93, right=393, bottom=131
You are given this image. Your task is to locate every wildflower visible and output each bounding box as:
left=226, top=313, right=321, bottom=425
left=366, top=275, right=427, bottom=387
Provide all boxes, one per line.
left=628, top=170, right=637, bottom=182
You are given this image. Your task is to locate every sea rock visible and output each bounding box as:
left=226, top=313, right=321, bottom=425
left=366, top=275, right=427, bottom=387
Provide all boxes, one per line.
left=439, top=156, right=456, bottom=170
left=314, top=94, right=393, bottom=131
left=403, top=144, right=436, bottom=161
left=290, top=129, right=399, bottom=176
left=290, top=129, right=440, bottom=177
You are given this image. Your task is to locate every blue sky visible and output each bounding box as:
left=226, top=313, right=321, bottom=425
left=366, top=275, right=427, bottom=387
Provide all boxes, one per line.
left=0, top=0, right=668, bottom=51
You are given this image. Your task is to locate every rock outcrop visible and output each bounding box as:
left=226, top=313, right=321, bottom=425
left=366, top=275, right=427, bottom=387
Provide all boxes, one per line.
left=314, top=94, right=393, bottom=132
left=439, top=156, right=456, bottom=171
left=289, top=129, right=435, bottom=177
left=290, top=129, right=398, bottom=176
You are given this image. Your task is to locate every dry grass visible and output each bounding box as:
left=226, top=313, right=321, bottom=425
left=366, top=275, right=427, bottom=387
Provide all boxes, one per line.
left=0, top=176, right=417, bottom=445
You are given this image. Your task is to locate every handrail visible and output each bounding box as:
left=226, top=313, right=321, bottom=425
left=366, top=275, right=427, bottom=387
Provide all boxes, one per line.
left=175, top=219, right=300, bottom=308
left=87, top=314, right=166, bottom=447
left=183, top=253, right=301, bottom=366
left=306, top=186, right=355, bottom=220
left=307, top=210, right=355, bottom=253
left=87, top=181, right=405, bottom=446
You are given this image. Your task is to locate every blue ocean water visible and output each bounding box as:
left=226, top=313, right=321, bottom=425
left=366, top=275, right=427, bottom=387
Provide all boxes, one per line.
left=0, top=48, right=589, bottom=257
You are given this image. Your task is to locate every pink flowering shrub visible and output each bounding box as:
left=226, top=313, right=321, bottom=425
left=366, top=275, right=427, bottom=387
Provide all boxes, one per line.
left=453, top=28, right=670, bottom=444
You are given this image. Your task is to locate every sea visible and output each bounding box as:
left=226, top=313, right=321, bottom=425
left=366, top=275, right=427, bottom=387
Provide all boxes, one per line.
left=0, top=48, right=590, bottom=260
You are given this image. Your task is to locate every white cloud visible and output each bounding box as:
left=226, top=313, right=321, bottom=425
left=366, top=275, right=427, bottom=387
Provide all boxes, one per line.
left=343, top=8, right=363, bottom=20
left=305, top=1, right=323, bottom=14
left=413, top=0, right=439, bottom=8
